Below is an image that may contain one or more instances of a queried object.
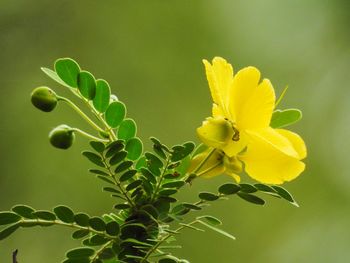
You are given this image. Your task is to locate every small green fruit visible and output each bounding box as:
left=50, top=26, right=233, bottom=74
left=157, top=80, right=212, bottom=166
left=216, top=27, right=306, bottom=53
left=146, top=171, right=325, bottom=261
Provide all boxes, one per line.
left=49, top=125, right=75, bottom=149
left=31, top=86, right=58, bottom=112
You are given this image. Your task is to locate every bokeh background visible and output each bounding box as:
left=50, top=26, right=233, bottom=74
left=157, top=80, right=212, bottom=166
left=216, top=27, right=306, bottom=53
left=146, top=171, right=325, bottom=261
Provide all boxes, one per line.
left=1, top=0, right=350, bottom=262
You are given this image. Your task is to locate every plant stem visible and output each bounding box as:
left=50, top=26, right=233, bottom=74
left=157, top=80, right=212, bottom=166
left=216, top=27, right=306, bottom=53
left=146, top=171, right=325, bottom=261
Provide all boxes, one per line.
left=20, top=218, right=114, bottom=239
left=151, top=157, right=170, bottom=202
left=196, top=161, right=222, bottom=176
left=72, top=128, right=109, bottom=142
left=141, top=220, right=199, bottom=262
left=192, top=148, right=216, bottom=174
left=101, top=155, right=136, bottom=208
left=91, top=240, right=114, bottom=261
left=58, top=96, right=105, bottom=133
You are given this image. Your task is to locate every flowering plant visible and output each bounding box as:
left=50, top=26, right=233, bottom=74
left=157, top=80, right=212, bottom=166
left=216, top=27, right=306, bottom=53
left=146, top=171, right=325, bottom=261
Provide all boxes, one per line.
left=0, top=57, right=306, bottom=263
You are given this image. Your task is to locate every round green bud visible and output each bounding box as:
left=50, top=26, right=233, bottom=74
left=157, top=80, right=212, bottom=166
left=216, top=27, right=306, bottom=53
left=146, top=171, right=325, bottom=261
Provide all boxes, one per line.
left=49, top=125, right=75, bottom=149
left=31, top=86, right=58, bottom=112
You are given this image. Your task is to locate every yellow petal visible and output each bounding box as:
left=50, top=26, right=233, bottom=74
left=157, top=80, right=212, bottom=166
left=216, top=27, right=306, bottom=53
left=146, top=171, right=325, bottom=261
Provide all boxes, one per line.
left=203, top=57, right=234, bottom=118
left=197, top=117, right=233, bottom=149
left=189, top=149, right=225, bottom=178
left=240, top=128, right=305, bottom=184
left=276, top=129, right=307, bottom=159
left=221, top=132, right=248, bottom=157
left=226, top=171, right=241, bottom=183
left=212, top=103, right=225, bottom=118
left=228, top=65, right=275, bottom=130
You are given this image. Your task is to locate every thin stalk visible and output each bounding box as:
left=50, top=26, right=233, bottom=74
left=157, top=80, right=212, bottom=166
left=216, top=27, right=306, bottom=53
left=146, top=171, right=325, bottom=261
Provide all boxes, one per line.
left=82, top=99, right=117, bottom=141
left=20, top=218, right=114, bottom=239
left=141, top=220, right=199, bottom=262
left=151, top=157, right=171, bottom=202
left=192, top=148, right=216, bottom=174
left=101, top=155, right=136, bottom=208
left=196, top=161, right=222, bottom=177
left=91, top=240, right=114, bottom=261
left=72, top=128, right=109, bottom=142
left=58, top=96, right=105, bottom=133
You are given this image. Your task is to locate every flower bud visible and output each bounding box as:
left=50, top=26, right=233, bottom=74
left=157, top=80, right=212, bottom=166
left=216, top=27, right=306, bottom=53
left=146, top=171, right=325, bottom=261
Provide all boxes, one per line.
left=31, top=86, right=58, bottom=112
left=197, top=117, right=233, bottom=149
left=49, top=125, right=75, bottom=149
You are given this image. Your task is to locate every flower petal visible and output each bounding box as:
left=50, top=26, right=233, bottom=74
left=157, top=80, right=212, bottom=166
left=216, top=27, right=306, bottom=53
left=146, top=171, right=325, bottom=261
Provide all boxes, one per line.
left=229, top=66, right=275, bottom=130
left=240, top=128, right=305, bottom=184
left=203, top=57, right=234, bottom=118
left=197, top=117, right=234, bottom=149
left=221, top=132, right=248, bottom=157
left=276, top=129, right=307, bottom=159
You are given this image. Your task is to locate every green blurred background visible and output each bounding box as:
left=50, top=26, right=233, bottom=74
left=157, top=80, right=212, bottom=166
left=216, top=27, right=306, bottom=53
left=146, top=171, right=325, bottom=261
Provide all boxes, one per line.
left=1, top=0, right=349, bottom=262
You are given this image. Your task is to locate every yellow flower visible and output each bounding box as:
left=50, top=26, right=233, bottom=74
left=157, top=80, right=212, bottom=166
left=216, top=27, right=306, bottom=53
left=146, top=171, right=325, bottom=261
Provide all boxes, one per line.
left=196, top=57, right=307, bottom=184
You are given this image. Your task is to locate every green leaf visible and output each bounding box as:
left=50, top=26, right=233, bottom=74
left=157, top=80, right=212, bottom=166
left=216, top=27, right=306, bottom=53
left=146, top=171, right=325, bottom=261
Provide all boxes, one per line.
left=162, top=181, right=185, bottom=189
left=114, top=204, right=131, bottom=210
left=218, top=183, right=241, bottom=195
left=33, top=210, right=56, bottom=221
left=0, top=212, right=21, bottom=225
left=53, top=205, right=75, bottom=223
left=145, top=152, right=163, bottom=171
left=254, top=184, right=279, bottom=195
left=105, top=140, right=124, bottom=158
left=78, top=71, right=96, bottom=99
left=120, top=170, right=137, bottom=182
left=0, top=224, right=20, bottom=241
left=97, top=176, right=115, bottom=185
left=89, top=141, right=105, bottom=153
left=125, top=137, right=143, bottom=161
left=159, top=189, right=178, bottom=196
left=270, top=109, right=302, bottom=128
left=272, top=186, right=299, bottom=206
left=12, top=205, right=35, bottom=219
left=74, top=213, right=90, bottom=226
left=159, top=257, right=179, bottom=263
left=41, top=67, right=71, bottom=88
left=239, top=183, right=257, bottom=193
left=182, top=203, right=201, bottom=211
left=135, top=156, right=147, bottom=170
left=153, top=144, right=167, bottom=160
left=125, top=179, right=143, bottom=191
left=105, top=221, right=120, bottom=236
left=196, top=215, right=222, bottom=225
left=140, top=168, right=157, bottom=184
left=105, top=101, right=126, bottom=128
left=115, top=161, right=133, bottom=173
left=118, top=119, right=137, bottom=141
left=98, top=248, right=115, bottom=260
left=171, top=142, right=195, bottom=162
left=88, top=234, right=109, bottom=246
left=103, top=187, right=121, bottom=194
left=93, top=79, right=111, bottom=113
left=89, top=169, right=108, bottom=176
left=66, top=247, right=95, bottom=259
left=54, top=58, right=80, bottom=88
left=197, top=220, right=235, bottom=240
left=82, top=151, right=105, bottom=167
left=72, top=229, right=90, bottom=239
left=109, top=150, right=127, bottom=166
left=89, top=217, right=106, bottom=231
left=198, top=192, right=219, bottom=201
left=237, top=193, right=265, bottom=205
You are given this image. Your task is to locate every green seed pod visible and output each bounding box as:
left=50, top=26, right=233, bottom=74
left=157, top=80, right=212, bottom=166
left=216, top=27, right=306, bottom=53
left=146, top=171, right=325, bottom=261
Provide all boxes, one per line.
left=49, top=125, right=75, bottom=149
left=31, top=86, right=58, bottom=112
